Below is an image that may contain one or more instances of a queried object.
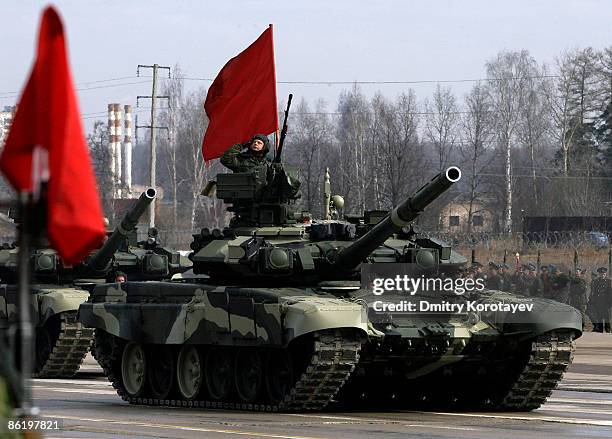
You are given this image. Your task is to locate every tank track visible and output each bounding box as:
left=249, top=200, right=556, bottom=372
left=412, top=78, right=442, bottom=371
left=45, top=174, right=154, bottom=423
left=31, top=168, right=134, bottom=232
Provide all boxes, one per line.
left=93, top=329, right=361, bottom=412
left=491, top=330, right=575, bottom=411
left=34, top=312, right=94, bottom=378
left=336, top=330, right=575, bottom=412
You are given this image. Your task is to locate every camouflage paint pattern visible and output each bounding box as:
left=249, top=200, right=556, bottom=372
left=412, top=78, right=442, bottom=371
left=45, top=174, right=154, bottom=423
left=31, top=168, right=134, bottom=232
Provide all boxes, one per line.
left=79, top=282, right=368, bottom=346
left=0, top=284, right=89, bottom=327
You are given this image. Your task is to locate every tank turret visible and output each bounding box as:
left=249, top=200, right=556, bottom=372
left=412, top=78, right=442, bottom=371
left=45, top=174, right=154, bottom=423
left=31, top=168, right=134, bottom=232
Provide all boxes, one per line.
left=214, top=163, right=302, bottom=226
left=87, top=187, right=156, bottom=272
left=190, top=166, right=461, bottom=280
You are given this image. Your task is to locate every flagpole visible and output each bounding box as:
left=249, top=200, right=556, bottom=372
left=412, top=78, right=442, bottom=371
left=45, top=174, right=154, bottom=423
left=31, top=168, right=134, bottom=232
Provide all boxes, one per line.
left=16, top=190, right=35, bottom=416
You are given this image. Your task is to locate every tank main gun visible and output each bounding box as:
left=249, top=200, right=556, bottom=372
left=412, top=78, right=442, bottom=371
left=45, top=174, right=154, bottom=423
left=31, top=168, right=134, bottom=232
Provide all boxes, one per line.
left=87, top=188, right=156, bottom=272
left=332, top=167, right=461, bottom=270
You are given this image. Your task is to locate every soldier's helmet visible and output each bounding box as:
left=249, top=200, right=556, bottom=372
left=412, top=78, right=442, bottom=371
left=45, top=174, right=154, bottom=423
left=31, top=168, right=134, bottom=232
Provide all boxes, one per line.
left=247, top=134, right=270, bottom=155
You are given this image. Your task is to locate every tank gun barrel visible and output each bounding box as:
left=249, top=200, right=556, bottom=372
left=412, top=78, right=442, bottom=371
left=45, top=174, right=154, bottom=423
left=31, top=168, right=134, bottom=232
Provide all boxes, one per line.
left=334, top=167, right=461, bottom=270
left=88, top=188, right=156, bottom=272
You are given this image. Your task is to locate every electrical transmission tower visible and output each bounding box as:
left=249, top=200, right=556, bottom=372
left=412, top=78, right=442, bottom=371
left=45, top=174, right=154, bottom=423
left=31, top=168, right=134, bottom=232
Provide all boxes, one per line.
left=136, top=63, right=171, bottom=228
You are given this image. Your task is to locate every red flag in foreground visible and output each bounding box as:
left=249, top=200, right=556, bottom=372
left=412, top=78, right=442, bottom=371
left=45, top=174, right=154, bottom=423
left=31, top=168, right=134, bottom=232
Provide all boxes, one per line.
left=202, top=25, right=279, bottom=161
left=0, top=6, right=105, bottom=265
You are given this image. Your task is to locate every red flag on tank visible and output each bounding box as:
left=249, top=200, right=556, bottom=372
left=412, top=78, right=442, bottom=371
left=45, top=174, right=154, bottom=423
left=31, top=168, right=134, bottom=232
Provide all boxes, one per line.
left=0, top=6, right=105, bottom=265
left=201, top=25, right=279, bottom=161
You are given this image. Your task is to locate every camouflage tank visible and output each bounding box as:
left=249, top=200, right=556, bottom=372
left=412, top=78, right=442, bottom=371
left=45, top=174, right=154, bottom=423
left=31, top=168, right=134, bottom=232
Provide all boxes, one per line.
left=79, top=164, right=581, bottom=411
left=0, top=188, right=190, bottom=378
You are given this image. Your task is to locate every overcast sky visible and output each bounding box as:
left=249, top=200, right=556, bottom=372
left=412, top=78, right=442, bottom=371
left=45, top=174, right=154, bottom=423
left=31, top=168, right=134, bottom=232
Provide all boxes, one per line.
left=1, top=0, right=610, bottom=131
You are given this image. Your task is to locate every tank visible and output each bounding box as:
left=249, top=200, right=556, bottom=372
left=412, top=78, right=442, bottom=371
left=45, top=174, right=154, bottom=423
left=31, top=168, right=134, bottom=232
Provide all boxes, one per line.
left=0, top=188, right=190, bottom=378
left=79, top=164, right=581, bottom=411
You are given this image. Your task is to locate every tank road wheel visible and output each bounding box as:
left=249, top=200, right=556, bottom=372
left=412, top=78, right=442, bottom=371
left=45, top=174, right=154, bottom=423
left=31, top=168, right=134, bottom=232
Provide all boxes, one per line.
left=35, top=326, right=54, bottom=373
left=121, top=342, right=147, bottom=397
left=176, top=346, right=204, bottom=400
left=205, top=347, right=233, bottom=401
left=234, top=349, right=263, bottom=403
left=148, top=346, right=175, bottom=399
left=266, top=350, right=294, bottom=404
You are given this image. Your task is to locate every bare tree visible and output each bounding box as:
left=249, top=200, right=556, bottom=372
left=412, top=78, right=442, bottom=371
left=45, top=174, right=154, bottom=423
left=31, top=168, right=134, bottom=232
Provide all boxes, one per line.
left=424, top=84, right=458, bottom=172
left=517, top=66, right=551, bottom=206
left=174, top=88, right=226, bottom=231
left=460, top=82, right=494, bottom=234
left=336, top=85, right=371, bottom=214
left=385, top=92, right=423, bottom=206
left=285, top=98, right=333, bottom=217
left=158, top=65, right=185, bottom=241
left=486, top=50, right=537, bottom=233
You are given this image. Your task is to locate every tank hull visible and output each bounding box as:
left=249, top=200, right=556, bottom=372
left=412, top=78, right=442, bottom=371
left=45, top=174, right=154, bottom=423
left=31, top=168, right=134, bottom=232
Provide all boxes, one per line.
left=79, top=282, right=580, bottom=411
left=1, top=284, right=93, bottom=378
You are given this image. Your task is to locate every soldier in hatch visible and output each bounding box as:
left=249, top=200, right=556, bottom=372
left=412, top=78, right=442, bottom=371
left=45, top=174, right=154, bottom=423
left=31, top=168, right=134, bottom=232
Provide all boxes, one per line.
left=220, top=134, right=270, bottom=172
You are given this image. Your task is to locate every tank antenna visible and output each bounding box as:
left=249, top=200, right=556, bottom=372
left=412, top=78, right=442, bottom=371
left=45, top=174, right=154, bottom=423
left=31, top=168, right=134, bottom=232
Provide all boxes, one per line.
left=274, top=93, right=293, bottom=163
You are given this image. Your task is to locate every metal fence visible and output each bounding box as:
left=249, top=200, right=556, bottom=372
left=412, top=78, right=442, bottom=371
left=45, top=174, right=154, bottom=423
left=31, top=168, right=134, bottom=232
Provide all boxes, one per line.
left=421, top=231, right=612, bottom=273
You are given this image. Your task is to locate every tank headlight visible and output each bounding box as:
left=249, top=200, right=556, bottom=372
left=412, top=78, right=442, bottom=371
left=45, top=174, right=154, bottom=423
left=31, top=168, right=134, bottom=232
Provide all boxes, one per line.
left=269, top=248, right=290, bottom=269
left=415, top=250, right=436, bottom=268
left=144, top=254, right=169, bottom=274
left=35, top=254, right=56, bottom=272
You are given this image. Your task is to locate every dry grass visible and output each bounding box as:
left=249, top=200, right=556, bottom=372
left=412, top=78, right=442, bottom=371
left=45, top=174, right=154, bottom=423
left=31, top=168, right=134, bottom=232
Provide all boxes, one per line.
left=456, top=239, right=611, bottom=274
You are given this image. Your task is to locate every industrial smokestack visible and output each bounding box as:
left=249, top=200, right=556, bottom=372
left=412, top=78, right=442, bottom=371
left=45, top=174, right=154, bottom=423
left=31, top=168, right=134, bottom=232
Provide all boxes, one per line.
left=113, top=103, right=122, bottom=197
left=123, top=105, right=133, bottom=195
left=108, top=104, right=117, bottom=191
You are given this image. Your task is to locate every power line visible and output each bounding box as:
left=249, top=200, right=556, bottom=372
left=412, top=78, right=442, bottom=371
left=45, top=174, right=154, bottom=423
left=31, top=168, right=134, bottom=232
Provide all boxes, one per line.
left=177, top=74, right=560, bottom=85
left=0, top=79, right=152, bottom=99
left=0, top=75, right=144, bottom=96
left=468, top=172, right=612, bottom=181
left=0, top=73, right=568, bottom=101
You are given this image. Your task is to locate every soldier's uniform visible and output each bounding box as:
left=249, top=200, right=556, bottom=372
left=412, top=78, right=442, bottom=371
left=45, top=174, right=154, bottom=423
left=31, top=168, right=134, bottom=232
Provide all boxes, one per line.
left=499, top=263, right=513, bottom=292
left=512, top=265, right=529, bottom=295
left=568, top=271, right=588, bottom=313
left=486, top=262, right=502, bottom=290
left=589, top=267, right=612, bottom=333
left=526, top=263, right=544, bottom=297
left=540, top=266, right=552, bottom=299
left=220, top=134, right=270, bottom=173
left=548, top=267, right=570, bottom=303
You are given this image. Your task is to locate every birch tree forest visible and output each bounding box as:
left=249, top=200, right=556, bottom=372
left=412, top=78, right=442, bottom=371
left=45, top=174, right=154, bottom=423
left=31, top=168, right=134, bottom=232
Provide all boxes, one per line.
left=89, top=48, right=612, bottom=240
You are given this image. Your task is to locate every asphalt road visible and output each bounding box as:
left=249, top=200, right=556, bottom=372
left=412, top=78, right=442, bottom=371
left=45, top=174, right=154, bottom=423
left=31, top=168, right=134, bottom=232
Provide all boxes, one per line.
left=30, top=332, right=612, bottom=439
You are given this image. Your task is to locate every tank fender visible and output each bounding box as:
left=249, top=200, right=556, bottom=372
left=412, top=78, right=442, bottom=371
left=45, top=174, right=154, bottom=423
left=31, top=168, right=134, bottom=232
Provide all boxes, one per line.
left=37, top=288, right=90, bottom=326
left=282, top=297, right=368, bottom=342
left=481, top=295, right=583, bottom=341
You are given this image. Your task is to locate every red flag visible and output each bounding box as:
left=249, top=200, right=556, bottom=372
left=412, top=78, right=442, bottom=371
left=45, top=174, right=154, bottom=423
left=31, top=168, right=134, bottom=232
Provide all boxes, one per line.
left=202, top=25, right=279, bottom=161
left=0, top=6, right=105, bottom=265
